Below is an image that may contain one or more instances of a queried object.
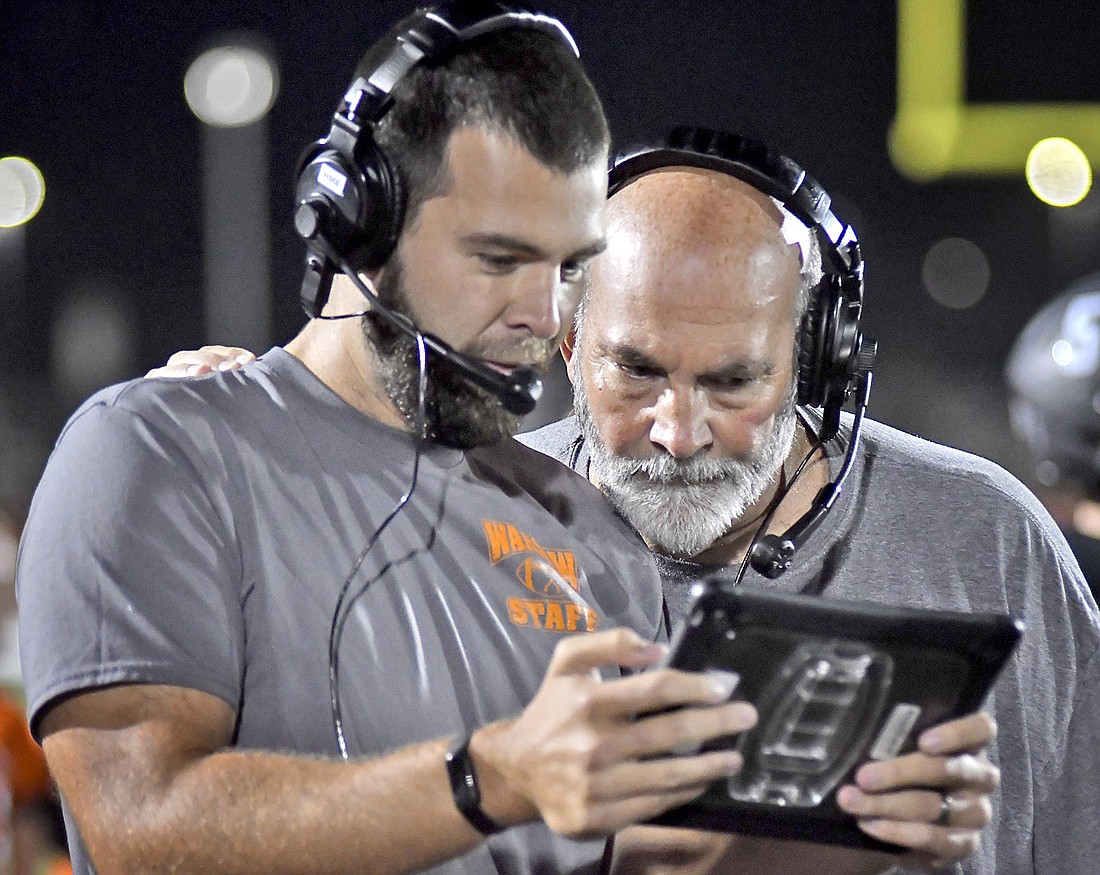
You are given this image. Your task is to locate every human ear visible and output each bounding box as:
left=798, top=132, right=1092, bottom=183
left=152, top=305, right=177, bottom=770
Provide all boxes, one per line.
left=561, top=328, right=578, bottom=384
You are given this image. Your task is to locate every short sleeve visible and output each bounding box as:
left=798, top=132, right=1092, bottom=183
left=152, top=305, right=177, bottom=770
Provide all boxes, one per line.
left=16, top=401, right=245, bottom=739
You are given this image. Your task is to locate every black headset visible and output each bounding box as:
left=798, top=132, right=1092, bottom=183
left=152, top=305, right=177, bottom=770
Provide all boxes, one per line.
left=608, top=126, right=876, bottom=443
left=293, top=0, right=579, bottom=319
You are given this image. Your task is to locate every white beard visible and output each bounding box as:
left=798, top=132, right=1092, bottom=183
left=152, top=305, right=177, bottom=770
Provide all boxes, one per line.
left=575, top=380, right=798, bottom=558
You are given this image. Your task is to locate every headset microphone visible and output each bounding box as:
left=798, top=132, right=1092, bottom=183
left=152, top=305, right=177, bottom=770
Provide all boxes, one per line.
left=306, top=250, right=543, bottom=417
left=413, top=334, right=543, bottom=417
left=749, top=371, right=872, bottom=578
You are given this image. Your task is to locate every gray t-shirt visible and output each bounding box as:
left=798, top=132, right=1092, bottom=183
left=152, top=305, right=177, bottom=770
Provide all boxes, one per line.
left=519, top=415, right=1100, bottom=875
left=17, top=349, right=664, bottom=875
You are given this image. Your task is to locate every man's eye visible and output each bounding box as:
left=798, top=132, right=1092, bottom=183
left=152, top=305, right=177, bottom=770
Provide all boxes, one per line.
left=618, top=363, right=661, bottom=380
left=477, top=253, right=519, bottom=273
left=708, top=376, right=751, bottom=392
left=560, top=261, right=587, bottom=283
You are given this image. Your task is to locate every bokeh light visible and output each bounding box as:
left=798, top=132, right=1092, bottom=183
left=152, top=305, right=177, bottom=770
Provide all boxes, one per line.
left=0, top=157, right=46, bottom=228
left=1026, top=138, right=1092, bottom=207
left=184, top=45, right=278, bottom=128
left=921, top=237, right=991, bottom=309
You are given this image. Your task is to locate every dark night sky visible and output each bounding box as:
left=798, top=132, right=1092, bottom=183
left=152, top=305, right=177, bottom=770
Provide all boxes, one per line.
left=2, top=1, right=1100, bottom=514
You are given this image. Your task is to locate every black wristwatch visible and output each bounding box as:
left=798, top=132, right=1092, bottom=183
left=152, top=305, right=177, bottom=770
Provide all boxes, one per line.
left=445, top=733, right=505, bottom=835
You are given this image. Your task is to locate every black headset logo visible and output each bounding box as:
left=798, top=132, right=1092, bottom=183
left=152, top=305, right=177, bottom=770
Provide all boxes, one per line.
left=292, top=0, right=579, bottom=318
left=607, top=126, right=876, bottom=443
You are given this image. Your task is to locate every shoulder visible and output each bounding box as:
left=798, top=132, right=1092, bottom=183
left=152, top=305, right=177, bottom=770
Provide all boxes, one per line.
left=843, top=421, right=1100, bottom=713
left=467, top=436, right=651, bottom=558
left=54, top=350, right=300, bottom=458
left=468, top=434, right=597, bottom=510
left=29, top=357, right=306, bottom=527
left=855, top=417, right=1096, bottom=615
left=516, top=416, right=583, bottom=469
left=858, top=417, right=1051, bottom=522
left=28, top=370, right=265, bottom=523
left=68, top=355, right=273, bottom=427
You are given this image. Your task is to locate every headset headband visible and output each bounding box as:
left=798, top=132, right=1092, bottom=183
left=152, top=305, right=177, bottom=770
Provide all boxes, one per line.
left=609, top=127, right=862, bottom=282
left=340, top=2, right=578, bottom=128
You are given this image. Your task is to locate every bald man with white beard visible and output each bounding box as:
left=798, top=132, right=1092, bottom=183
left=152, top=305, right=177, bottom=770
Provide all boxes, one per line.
left=518, top=151, right=1099, bottom=875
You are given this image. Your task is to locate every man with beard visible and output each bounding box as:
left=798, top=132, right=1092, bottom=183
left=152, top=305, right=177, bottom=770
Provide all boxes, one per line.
left=14, top=10, right=772, bottom=875
left=514, top=133, right=1100, bottom=875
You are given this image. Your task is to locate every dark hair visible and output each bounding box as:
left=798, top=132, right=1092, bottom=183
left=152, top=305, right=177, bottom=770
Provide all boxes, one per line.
left=364, top=25, right=610, bottom=223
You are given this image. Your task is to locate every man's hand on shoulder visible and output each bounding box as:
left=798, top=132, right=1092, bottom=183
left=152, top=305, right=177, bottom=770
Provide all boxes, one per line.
left=146, top=346, right=256, bottom=378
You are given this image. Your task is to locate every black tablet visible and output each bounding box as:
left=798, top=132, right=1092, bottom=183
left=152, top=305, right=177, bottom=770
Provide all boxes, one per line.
left=651, top=581, right=1023, bottom=852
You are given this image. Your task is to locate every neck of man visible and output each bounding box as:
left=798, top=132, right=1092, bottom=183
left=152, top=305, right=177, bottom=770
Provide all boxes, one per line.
left=626, top=420, right=829, bottom=568
left=284, top=292, right=409, bottom=432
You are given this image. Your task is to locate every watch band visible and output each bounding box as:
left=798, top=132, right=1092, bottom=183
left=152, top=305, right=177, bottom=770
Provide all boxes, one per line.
left=445, top=733, right=505, bottom=835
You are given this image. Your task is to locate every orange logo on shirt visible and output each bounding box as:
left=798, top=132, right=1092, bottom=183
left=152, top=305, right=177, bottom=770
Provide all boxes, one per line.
left=482, top=519, right=600, bottom=633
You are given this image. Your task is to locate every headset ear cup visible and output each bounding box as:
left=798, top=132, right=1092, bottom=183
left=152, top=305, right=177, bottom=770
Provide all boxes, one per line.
left=797, top=284, right=828, bottom=408
left=351, top=142, right=406, bottom=271
left=294, top=145, right=365, bottom=255
left=803, top=275, right=866, bottom=441
left=292, top=136, right=407, bottom=274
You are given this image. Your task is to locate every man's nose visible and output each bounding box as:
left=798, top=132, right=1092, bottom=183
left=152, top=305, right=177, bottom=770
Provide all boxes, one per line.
left=505, top=267, right=565, bottom=340
left=648, top=386, right=713, bottom=458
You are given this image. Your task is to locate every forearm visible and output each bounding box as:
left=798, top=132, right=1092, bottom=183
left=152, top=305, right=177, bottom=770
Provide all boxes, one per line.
left=43, top=632, right=765, bottom=874
left=58, top=735, right=491, bottom=875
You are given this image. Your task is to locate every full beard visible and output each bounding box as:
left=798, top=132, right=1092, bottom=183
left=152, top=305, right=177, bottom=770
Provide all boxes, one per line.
left=575, top=374, right=799, bottom=558
left=362, top=262, right=553, bottom=449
